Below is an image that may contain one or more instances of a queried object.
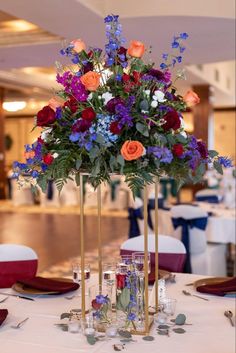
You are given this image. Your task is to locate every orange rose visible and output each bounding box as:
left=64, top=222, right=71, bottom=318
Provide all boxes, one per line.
left=127, top=40, right=145, bottom=58
left=80, top=71, right=101, bottom=91
left=70, top=39, right=86, bottom=53
left=121, top=140, right=144, bottom=161
left=183, top=90, right=200, bottom=107
left=48, top=97, right=65, bottom=112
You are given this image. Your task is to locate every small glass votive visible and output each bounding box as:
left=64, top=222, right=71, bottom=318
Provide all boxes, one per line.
left=106, top=323, right=118, bottom=338
left=81, top=315, right=95, bottom=337
left=68, top=319, right=80, bottom=333
left=160, top=298, right=177, bottom=316
left=154, top=312, right=168, bottom=326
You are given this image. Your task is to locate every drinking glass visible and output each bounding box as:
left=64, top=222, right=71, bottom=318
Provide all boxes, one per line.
left=72, top=263, right=91, bottom=296
left=159, top=298, right=177, bottom=316
left=102, top=263, right=116, bottom=284
left=132, top=252, right=151, bottom=275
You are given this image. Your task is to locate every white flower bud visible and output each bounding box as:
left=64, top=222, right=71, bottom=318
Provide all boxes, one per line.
left=144, top=89, right=150, bottom=96
left=154, top=90, right=166, bottom=102
left=151, top=100, right=158, bottom=108
left=52, top=153, right=59, bottom=158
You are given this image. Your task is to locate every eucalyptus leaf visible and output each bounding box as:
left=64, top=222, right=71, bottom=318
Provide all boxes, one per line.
left=87, top=335, right=97, bottom=345
left=89, top=146, right=100, bottom=161
left=117, top=155, right=125, bottom=167
left=118, top=329, right=132, bottom=338
left=60, top=313, right=70, bottom=320
left=173, top=328, right=186, bottom=334
left=142, top=335, right=155, bottom=341
left=54, top=323, right=68, bottom=331
left=75, top=159, right=82, bottom=170
left=139, top=100, right=149, bottom=112
left=176, top=134, right=187, bottom=144
left=208, top=150, right=219, bottom=158
left=120, top=338, right=133, bottom=343
left=119, top=287, right=131, bottom=310
left=96, top=133, right=105, bottom=145
left=136, top=122, right=149, bottom=137
left=158, top=325, right=170, bottom=330
left=157, top=329, right=169, bottom=336
left=213, top=160, right=223, bottom=175
left=175, top=314, right=186, bottom=326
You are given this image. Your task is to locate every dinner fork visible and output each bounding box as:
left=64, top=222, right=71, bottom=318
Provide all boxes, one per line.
left=182, top=290, right=209, bottom=301
left=11, top=317, right=29, bottom=329
left=0, top=296, right=8, bottom=303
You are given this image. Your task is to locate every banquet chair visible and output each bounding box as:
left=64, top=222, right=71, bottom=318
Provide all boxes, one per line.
left=0, top=244, right=38, bottom=288
left=60, top=179, right=80, bottom=206
left=39, top=181, right=60, bottom=207
left=171, top=205, right=227, bottom=276
left=103, top=176, right=131, bottom=210
left=128, top=197, right=153, bottom=238
left=195, top=188, right=222, bottom=203
left=11, top=179, right=34, bottom=206
left=120, top=234, right=186, bottom=279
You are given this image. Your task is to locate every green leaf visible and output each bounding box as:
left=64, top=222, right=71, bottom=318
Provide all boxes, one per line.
left=166, top=134, right=175, bottom=146
left=118, top=287, right=130, bottom=311
left=213, top=160, right=223, bottom=175
left=175, top=314, right=186, bottom=326
left=75, top=159, right=82, bottom=170
left=60, top=313, right=70, bottom=320
left=96, top=133, right=105, bottom=145
left=142, top=335, right=155, bottom=341
left=139, top=100, right=149, bottom=112
left=208, top=150, right=219, bottom=158
left=173, top=328, right=186, bottom=334
left=118, top=330, right=132, bottom=338
left=158, top=325, right=170, bottom=330
left=90, top=146, right=100, bottom=159
left=136, top=122, right=149, bottom=137
left=176, top=134, right=187, bottom=144
left=195, top=163, right=206, bottom=177
left=75, top=173, right=80, bottom=187
left=54, top=323, right=68, bottom=331
left=91, top=160, right=100, bottom=177
left=117, top=155, right=125, bottom=167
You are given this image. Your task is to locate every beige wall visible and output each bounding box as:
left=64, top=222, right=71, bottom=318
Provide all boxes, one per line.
left=5, top=116, right=40, bottom=169
left=214, top=110, right=236, bottom=162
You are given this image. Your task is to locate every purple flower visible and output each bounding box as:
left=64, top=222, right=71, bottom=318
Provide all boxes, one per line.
left=106, top=97, right=124, bottom=114
left=197, top=141, right=208, bottom=159
left=147, top=146, right=173, bottom=164
left=95, top=294, right=109, bottom=304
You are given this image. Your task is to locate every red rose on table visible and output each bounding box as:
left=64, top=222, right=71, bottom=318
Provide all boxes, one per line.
left=110, top=121, right=122, bottom=135
left=81, top=107, right=96, bottom=122
left=172, top=144, right=184, bottom=157
left=162, top=110, right=181, bottom=131
left=36, top=106, right=56, bottom=127
left=43, top=154, right=54, bottom=165
left=91, top=299, right=102, bottom=310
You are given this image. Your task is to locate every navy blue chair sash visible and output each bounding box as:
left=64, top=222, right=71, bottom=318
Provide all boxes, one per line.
left=195, top=195, right=219, bottom=203
left=171, top=216, right=208, bottom=273
left=47, top=180, right=54, bottom=200
left=128, top=207, right=143, bottom=238
left=110, top=180, right=121, bottom=201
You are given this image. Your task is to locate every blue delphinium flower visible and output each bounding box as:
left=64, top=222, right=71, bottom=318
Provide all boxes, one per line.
left=127, top=312, right=136, bottom=321
left=95, top=294, right=109, bottom=304
left=160, top=32, right=188, bottom=69
left=218, top=156, right=233, bottom=168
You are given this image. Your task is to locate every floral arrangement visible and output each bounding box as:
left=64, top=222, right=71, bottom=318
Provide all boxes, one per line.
left=13, top=14, right=232, bottom=194
left=91, top=294, right=112, bottom=325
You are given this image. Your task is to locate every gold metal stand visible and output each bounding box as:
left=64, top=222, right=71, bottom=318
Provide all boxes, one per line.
left=154, top=178, right=159, bottom=312
left=79, top=174, right=86, bottom=319
left=97, top=184, right=102, bottom=287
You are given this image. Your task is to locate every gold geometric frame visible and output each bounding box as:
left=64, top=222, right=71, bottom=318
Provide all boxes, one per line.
left=79, top=173, right=159, bottom=335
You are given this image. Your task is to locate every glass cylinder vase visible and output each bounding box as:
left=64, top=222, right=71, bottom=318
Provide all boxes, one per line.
left=89, top=284, right=112, bottom=332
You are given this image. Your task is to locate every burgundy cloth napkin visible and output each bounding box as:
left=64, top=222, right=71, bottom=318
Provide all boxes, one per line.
left=196, top=277, right=236, bottom=296
left=17, top=277, right=79, bottom=294
left=0, top=309, right=8, bottom=326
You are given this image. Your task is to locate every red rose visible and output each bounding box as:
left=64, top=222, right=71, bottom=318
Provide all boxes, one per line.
left=197, top=141, right=209, bottom=159
left=110, top=121, right=122, bottom=135
left=37, top=137, right=44, bottom=145
left=72, top=119, right=92, bottom=133
left=43, top=154, right=54, bottom=165
left=172, top=144, right=184, bottom=157
left=91, top=299, right=102, bottom=310
left=133, top=71, right=141, bottom=84
left=122, top=73, right=130, bottom=82
left=64, top=97, right=78, bottom=114
left=36, top=106, right=56, bottom=127
left=81, top=107, right=96, bottom=122
left=162, top=110, right=181, bottom=131
left=116, top=273, right=126, bottom=290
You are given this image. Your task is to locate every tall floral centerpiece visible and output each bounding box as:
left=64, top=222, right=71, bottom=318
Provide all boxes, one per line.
left=13, top=15, right=232, bottom=194
left=13, top=14, right=232, bottom=335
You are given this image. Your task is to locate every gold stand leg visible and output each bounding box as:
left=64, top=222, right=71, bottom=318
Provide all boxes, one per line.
left=97, top=184, right=102, bottom=287
left=143, top=185, right=149, bottom=334
left=80, top=174, right=85, bottom=320
left=154, top=178, right=159, bottom=312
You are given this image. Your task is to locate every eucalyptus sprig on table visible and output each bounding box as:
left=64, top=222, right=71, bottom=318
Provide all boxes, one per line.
left=156, top=313, right=189, bottom=336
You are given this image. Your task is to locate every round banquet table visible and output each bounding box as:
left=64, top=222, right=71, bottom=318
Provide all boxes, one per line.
left=0, top=273, right=235, bottom=353
left=158, top=203, right=236, bottom=244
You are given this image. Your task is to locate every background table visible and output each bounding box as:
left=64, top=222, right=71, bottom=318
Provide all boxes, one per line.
left=0, top=273, right=235, bottom=353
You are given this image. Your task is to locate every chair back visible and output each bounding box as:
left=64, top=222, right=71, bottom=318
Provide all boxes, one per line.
left=0, top=244, right=38, bottom=288
left=120, top=234, right=186, bottom=279
left=195, top=188, right=221, bottom=203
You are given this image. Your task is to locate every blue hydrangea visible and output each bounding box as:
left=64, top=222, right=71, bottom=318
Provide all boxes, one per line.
left=218, top=156, right=233, bottom=168
left=90, top=114, right=118, bottom=145
left=147, top=146, right=173, bottom=164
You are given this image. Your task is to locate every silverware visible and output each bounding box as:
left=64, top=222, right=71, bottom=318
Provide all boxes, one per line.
left=11, top=317, right=29, bottom=329
left=0, top=296, right=8, bottom=303
left=224, top=311, right=235, bottom=327
left=182, top=290, right=209, bottom=301
left=0, top=292, right=34, bottom=301
left=64, top=295, right=77, bottom=300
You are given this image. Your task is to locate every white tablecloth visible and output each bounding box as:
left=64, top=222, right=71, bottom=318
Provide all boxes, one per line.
left=159, top=204, right=236, bottom=244
left=0, top=273, right=235, bottom=353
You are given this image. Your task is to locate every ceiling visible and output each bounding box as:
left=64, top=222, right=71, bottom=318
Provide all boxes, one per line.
left=0, top=0, right=235, bottom=108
